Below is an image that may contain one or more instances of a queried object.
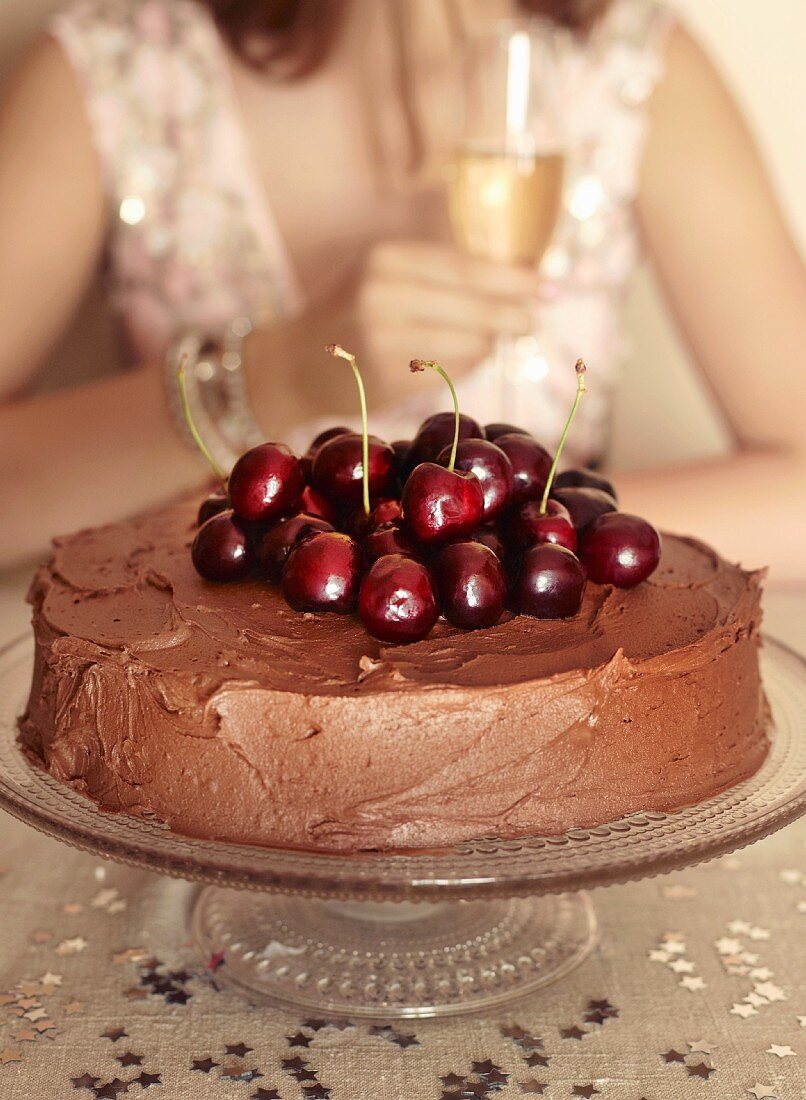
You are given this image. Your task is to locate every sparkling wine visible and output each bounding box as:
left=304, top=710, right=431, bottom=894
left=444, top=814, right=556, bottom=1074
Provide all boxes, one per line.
left=449, top=147, right=565, bottom=266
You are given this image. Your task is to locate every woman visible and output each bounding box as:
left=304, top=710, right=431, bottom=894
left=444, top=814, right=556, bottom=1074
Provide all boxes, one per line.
left=0, top=0, right=804, bottom=576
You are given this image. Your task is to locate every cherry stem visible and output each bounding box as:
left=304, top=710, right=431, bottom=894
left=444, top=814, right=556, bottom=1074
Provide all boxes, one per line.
left=176, top=356, right=227, bottom=485
left=539, top=359, right=588, bottom=515
left=410, top=359, right=461, bottom=471
left=326, top=344, right=370, bottom=515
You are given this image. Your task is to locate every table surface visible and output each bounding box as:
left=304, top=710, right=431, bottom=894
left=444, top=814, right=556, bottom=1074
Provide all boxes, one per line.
left=0, top=563, right=804, bottom=1100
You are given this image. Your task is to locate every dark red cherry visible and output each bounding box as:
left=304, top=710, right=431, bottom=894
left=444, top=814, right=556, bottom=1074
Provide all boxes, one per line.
left=516, top=543, right=586, bottom=619
left=402, top=463, right=484, bottom=544
left=407, top=411, right=485, bottom=468
left=551, top=486, right=617, bottom=535
left=257, top=513, right=334, bottom=582
left=494, top=433, right=552, bottom=506
left=432, top=541, right=506, bottom=629
left=228, top=442, right=305, bottom=524
left=191, top=510, right=253, bottom=582
left=299, top=484, right=337, bottom=524
left=344, top=498, right=403, bottom=539
left=485, top=422, right=531, bottom=442
left=510, top=499, right=577, bottom=553
left=281, top=531, right=363, bottom=613
left=302, top=425, right=352, bottom=477
left=363, top=522, right=419, bottom=564
left=470, top=527, right=506, bottom=560
left=312, top=433, right=396, bottom=508
left=358, top=554, right=438, bottom=643
left=580, top=512, right=661, bottom=589
left=555, top=467, right=618, bottom=501
left=391, top=439, right=413, bottom=481
left=307, top=425, right=351, bottom=455
left=197, top=491, right=229, bottom=526
left=437, top=438, right=513, bottom=523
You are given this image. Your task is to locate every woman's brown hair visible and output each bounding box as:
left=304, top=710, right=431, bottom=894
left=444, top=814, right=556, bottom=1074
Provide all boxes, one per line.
left=207, top=0, right=610, bottom=78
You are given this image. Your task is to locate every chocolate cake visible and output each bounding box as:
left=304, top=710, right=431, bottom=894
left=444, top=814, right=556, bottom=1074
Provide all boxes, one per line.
left=19, top=498, right=768, bottom=852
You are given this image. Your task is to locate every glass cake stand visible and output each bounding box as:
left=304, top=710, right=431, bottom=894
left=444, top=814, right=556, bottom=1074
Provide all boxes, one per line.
left=0, top=635, right=805, bottom=1020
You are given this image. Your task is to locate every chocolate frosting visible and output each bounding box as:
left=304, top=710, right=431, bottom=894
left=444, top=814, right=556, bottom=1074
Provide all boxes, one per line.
left=19, top=500, right=768, bottom=851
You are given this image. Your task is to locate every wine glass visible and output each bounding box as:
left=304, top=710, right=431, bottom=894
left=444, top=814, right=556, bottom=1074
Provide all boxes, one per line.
left=448, top=20, right=566, bottom=421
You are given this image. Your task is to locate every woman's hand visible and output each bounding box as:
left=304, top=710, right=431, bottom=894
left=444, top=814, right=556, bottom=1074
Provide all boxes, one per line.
left=244, top=238, right=539, bottom=430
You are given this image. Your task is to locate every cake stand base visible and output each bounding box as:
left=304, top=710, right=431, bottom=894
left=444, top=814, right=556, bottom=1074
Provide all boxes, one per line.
left=191, top=887, right=598, bottom=1019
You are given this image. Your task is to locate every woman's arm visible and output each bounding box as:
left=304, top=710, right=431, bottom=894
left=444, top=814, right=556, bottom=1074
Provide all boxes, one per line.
left=0, top=38, right=204, bottom=567
left=621, top=24, right=806, bottom=583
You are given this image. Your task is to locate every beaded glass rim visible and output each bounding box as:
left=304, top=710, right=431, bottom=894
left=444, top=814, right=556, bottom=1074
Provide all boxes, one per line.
left=1, top=634, right=804, bottom=901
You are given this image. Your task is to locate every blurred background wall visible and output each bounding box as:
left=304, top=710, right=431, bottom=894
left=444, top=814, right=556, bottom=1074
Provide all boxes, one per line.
left=1, top=0, right=804, bottom=467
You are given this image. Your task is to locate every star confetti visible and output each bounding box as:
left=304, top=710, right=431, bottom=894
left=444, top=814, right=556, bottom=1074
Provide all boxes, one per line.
left=766, top=1045, right=796, bottom=1058
left=688, top=1040, right=713, bottom=1054
left=519, top=1082, right=547, bottom=1095
left=226, top=1043, right=253, bottom=1058
left=71, top=1073, right=100, bottom=1090
left=12, top=1029, right=38, bottom=1043
left=0, top=1047, right=22, bottom=1064
left=679, top=975, right=706, bottom=992
left=560, top=1025, right=586, bottom=1040
left=101, top=1028, right=128, bottom=1043
left=116, top=1052, right=143, bottom=1068
left=55, top=937, right=89, bottom=956
left=754, top=982, right=785, bottom=1002
left=65, top=1001, right=85, bottom=1015
left=731, top=1003, right=758, bottom=1018
left=92, top=1079, right=129, bottom=1099
left=662, top=1050, right=686, bottom=1064
left=687, top=1062, right=715, bottom=1079
left=662, top=884, right=698, bottom=899
left=287, top=1032, right=312, bottom=1048
left=191, top=1057, right=219, bottom=1073
left=572, top=1087, right=600, bottom=1098
left=748, top=1086, right=778, bottom=1099
left=221, top=1061, right=263, bottom=1082
left=251, top=1091, right=281, bottom=1100
left=134, top=1072, right=161, bottom=1088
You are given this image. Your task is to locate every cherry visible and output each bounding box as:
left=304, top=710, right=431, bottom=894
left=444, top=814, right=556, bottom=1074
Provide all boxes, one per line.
left=307, top=424, right=351, bottom=455
left=470, top=527, right=506, bottom=560
left=299, top=484, right=337, bottom=524
left=257, top=513, right=334, bottom=582
left=494, top=433, right=553, bottom=505
left=436, top=438, right=513, bottom=523
left=363, top=522, right=419, bottom=563
left=311, top=433, right=396, bottom=509
left=281, top=531, right=363, bottom=613
left=391, top=439, right=413, bottom=482
left=197, top=491, right=229, bottom=526
left=228, top=442, right=305, bottom=523
left=403, top=464, right=484, bottom=544
left=580, top=512, right=661, bottom=588
left=485, top=422, right=530, bottom=442
left=407, top=411, right=484, bottom=467
left=191, top=510, right=253, bottom=582
left=303, top=424, right=351, bottom=477
left=510, top=498, right=577, bottom=553
left=432, top=541, right=507, bottom=629
left=555, top=466, right=617, bottom=501
left=358, top=554, right=438, bottom=643
left=516, top=543, right=586, bottom=619
left=552, top=486, right=617, bottom=535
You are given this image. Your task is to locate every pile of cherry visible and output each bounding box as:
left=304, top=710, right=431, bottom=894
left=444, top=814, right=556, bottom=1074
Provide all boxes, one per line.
left=190, top=405, right=660, bottom=645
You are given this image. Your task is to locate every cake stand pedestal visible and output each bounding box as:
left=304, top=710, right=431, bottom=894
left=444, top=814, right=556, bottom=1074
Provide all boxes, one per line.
left=1, top=635, right=805, bottom=1020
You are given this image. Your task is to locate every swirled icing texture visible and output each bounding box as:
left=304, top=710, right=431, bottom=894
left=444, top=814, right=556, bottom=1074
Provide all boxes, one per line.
left=19, top=500, right=768, bottom=851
